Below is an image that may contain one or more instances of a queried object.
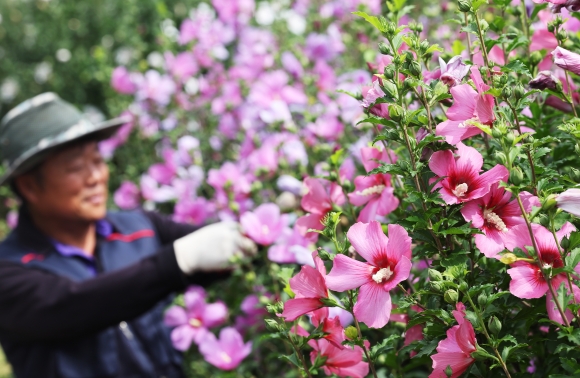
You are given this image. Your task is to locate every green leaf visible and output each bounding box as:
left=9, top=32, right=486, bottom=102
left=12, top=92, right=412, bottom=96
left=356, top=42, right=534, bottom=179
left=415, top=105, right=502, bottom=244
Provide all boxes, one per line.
left=472, top=0, right=489, bottom=11
left=279, top=354, right=302, bottom=368
left=506, top=36, right=530, bottom=54
left=501, top=59, right=532, bottom=78
left=452, top=40, right=466, bottom=56
left=352, top=11, right=385, bottom=32
left=531, top=3, right=548, bottom=20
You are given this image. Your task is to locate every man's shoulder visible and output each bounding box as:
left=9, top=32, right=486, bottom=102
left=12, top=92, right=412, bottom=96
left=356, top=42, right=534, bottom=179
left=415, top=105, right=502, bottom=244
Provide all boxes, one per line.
left=106, top=209, right=157, bottom=235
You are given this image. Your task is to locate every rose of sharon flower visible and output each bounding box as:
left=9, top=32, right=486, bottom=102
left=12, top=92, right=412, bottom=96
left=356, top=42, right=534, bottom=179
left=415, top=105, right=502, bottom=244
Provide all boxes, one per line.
left=198, top=327, right=252, bottom=371
left=552, top=46, right=580, bottom=76
left=111, top=67, right=137, bottom=94
left=556, top=188, right=580, bottom=217
left=113, top=181, right=140, bottom=210
left=429, top=143, right=508, bottom=205
left=461, top=182, right=540, bottom=258
left=295, top=177, right=343, bottom=241
left=429, top=303, right=476, bottom=378
left=308, top=339, right=369, bottom=378
left=326, top=221, right=412, bottom=328
left=529, top=71, right=561, bottom=90
left=439, top=56, right=471, bottom=87
left=240, top=203, right=288, bottom=246
left=163, top=286, right=228, bottom=351
left=281, top=252, right=329, bottom=321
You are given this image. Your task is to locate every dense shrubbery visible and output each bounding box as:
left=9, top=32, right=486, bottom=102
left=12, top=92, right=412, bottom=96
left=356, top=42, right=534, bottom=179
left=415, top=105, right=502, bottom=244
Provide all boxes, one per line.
left=5, top=0, right=580, bottom=376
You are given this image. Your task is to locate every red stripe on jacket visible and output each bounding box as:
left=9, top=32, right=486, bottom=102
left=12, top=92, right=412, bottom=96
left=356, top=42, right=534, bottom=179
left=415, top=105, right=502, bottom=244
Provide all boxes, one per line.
left=106, top=230, right=155, bottom=242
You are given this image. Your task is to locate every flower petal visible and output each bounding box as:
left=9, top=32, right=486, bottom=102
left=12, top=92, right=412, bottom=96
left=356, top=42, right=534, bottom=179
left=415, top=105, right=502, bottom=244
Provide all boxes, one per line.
left=346, top=221, right=389, bottom=265
left=386, top=224, right=412, bottom=261
left=353, top=282, right=392, bottom=328
left=281, top=298, right=324, bottom=321
left=429, top=150, right=455, bottom=178
left=508, top=264, right=548, bottom=299
left=326, top=254, right=373, bottom=292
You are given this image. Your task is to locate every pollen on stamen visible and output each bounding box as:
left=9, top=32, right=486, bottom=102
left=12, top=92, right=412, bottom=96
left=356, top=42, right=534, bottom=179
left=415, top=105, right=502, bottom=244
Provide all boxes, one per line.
left=452, top=183, right=468, bottom=197
left=356, top=184, right=386, bottom=197
left=485, top=211, right=508, bottom=232
left=372, top=267, right=393, bottom=283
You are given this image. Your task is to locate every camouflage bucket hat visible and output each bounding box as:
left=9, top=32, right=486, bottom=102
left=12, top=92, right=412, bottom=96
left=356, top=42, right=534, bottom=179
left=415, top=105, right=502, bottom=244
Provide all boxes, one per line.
left=0, top=92, right=129, bottom=186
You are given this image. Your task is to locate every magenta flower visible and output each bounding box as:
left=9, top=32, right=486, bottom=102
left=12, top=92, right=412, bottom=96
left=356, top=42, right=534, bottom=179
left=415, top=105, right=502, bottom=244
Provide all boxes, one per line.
left=461, top=182, right=540, bottom=258
left=429, top=143, right=508, bottom=205
left=163, top=286, right=228, bottom=351
left=240, top=203, right=288, bottom=246
left=281, top=253, right=329, bottom=321
left=173, top=197, right=215, bottom=226
left=348, top=147, right=399, bottom=222
left=529, top=71, right=561, bottom=90
left=436, top=67, right=495, bottom=145
left=113, top=181, right=140, bottom=210
left=164, top=51, right=199, bottom=81
left=135, top=70, right=176, bottom=107
left=308, top=339, right=369, bottom=378
left=552, top=46, right=580, bottom=76
left=361, top=81, right=389, bottom=118
left=111, top=67, right=137, bottom=94
left=310, top=309, right=346, bottom=349
left=439, top=56, right=471, bottom=87
left=198, top=327, right=252, bottom=371
left=267, top=228, right=311, bottom=264
left=504, top=222, right=576, bottom=299
left=326, top=221, right=412, bottom=328
left=295, top=178, right=335, bottom=240
left=556, top=188, right=580, bottom=217
left=429, top=303, right=476, bottom=378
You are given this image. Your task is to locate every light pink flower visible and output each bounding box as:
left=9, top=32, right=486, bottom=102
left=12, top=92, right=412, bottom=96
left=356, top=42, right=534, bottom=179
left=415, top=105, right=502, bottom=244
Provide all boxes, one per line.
left=429, top=143, right=508, bottom=205
left=163, top=286, right=228, bottom=351
left=505, top=222, right=576, bottom=299
left=111, top=67, right=137, bottom=94
left=461, top=182, right=540, bottom=258
left=326, top=221, right=412, bottom=328
left=429, top=303, right=476, bottom=378
left=311, top=310, right=346, bottom=349
left=308, top=339, right=369, bottom=378
left=241, top=203, right=288, bottom=246
left=556, top=188, right=580, bottom=217
left=552, top=46, right=580, bottom=76
left=436, top=67, right=495, bottom=145
left=546, top=282, right=580, bottom=325
left=348, top=147, right=399, bottom=222
left=295, top=178, right=340, bottom=241
left=439, top=56, right=471, bottom=87
left=113, top=181, right=140, bottom=210
left=361, top=81, right=389, bottom=118
left=281, top=252, right=329, bottom=321
left=198, top=327, right=252, bottom=371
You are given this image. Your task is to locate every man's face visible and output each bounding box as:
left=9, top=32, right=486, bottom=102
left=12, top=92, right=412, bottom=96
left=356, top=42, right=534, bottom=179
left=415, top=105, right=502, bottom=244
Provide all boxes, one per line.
left=23, top=141, right=110, bottom=222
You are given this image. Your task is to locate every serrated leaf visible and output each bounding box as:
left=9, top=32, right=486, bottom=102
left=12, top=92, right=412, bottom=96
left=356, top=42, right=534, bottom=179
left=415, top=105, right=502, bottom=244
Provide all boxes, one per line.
left=502, top=59, right=531, bottom=78
left=352, top=11, right=385, bottom=32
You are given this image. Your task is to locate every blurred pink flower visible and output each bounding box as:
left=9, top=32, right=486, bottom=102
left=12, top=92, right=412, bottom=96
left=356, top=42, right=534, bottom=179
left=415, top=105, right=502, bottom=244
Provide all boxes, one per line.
left=439, top=56, right=471, bottom=87
left=295, top=178, right=336, bottom=240
left=113, top=181, right=140, bottom=210
left=429, top=303, right=476, bottom=378
left=178, top=19, right=197, bottom=45
left=361, top=81, right=389, bottom=118
left=556, top=188, right=580, bottom=216
left=111, top=67, right=137, bottom=94
left=429, top=143, right=508, bottom=205
left=552, top=46, right=580, bottom=75
left=241, top=203, right=288, bottom=245
left=163, top=286, right=228, bottom=351
left=165, top=52, right=198, bottom=81
left=326, top=222, right=412, bottom=328
left=135, top=70, right=176, bottom=106
left=6, top=210, right=18, bottom=229
left=173, top=197, right=215, bottom=226
left=308, top=339, right=369, bottom=378
left=198, top=327, right=252, bottom=371
left=267, top=227, right=311, bottom=264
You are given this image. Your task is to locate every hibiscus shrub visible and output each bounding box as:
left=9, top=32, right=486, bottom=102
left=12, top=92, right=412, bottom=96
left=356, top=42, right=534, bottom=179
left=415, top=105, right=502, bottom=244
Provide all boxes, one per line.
left=9, top=0, right=580, bottom=376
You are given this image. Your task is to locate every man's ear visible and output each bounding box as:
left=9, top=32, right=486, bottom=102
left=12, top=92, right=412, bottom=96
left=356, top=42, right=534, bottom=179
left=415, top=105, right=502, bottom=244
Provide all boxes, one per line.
left=14, top=174, right=41, bottom=204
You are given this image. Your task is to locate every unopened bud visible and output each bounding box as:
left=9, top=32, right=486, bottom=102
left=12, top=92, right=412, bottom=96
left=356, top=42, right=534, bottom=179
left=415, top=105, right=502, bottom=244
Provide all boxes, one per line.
left=561, top=236, right=570, bottom=250
left=458, top=0, right=471, bottom=12
left=385, top=21, right=397, bottom=36
left=514, top=85, right=525, bottom=100
left=345, top=326, right=358, bottom=340
left=489, top=316, right=502, bottom=335
left=267, top=301, right=285, bottom=314
left=529, top=71, right=560, bottom=91
left=265, top=319, right=282, bottom=331
left=444, top=289, right=459, bottom=304
left=430, top=281, right=445, bottom=293
left=530, top=51, right=543, bottom=66
left=495, top=151, right=507, bottom=166
left=378, top=42, right=391, bottom=55
left=420, top=40, right=430, bottom=52
left=383, top=80, right=398, bottom=98
left=500, top=253, right=518, bottom=265
left=505, top=132, right=515, bottom=146
left=547, top=23, right=555, bottom=33
left=429, top=269, right=443, bottom=281
left=317, top=249, right=332, bottom=261
left=458, top=281, right=468, bottom=292
left=557, top=30, right=568, bottom=41
left=389, top=104, right=404, bottom=122
left=410, top=61, right=422, bottom=77
left=499, top=74, right=508, bottom=86
left=502, top=86, right=513, bottom=99
left=384, top=65, right=395, bottom=80
left=445, top=365, right=453, bottom=378
left=542, top=194, right=558, bottom=211
left=492, top=127, right=503, bottom=139
left=478, top=292, right=488, bottom=308
left=510, top=167, right=524, bottom=185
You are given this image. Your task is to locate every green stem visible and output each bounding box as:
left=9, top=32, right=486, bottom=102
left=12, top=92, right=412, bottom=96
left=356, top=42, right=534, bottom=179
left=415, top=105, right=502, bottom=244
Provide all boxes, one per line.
left=348, top=291, right=378, bottom=378
left=506, top=102, right=537, bottom=192
left=473, top=10, right=490, bottom=72
left=520, top=1, right=530, bottom=40
left=288, top=330, right=313, bottom=378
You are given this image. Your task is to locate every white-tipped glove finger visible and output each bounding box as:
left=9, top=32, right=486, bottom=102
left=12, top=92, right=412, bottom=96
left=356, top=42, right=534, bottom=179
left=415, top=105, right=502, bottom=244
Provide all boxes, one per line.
left=174, top=221, right=246, bottom=274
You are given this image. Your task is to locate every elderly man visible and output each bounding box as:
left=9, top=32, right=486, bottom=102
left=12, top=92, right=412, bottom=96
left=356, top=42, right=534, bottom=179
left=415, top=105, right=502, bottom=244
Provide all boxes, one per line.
left=0, top=93, right=254, bottom=378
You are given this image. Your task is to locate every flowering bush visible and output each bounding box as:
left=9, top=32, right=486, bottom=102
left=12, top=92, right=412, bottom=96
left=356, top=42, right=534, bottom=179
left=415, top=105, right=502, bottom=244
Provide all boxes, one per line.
left=8, top=0, right=580, bottom=376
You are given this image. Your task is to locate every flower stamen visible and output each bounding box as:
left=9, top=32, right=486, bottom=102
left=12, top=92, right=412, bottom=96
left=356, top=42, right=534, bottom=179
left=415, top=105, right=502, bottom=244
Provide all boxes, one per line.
left=484, top=210, right=508, bottom=232
left=452, top=183, right=468, bottom=197
left=356, top=184, right=386, bottom=197
left=372, top=267, right=393, bottom=283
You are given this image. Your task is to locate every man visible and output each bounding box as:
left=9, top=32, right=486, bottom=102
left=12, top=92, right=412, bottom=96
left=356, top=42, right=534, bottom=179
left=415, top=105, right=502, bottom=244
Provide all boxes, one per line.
left=0, top=93, right=255, bottom=377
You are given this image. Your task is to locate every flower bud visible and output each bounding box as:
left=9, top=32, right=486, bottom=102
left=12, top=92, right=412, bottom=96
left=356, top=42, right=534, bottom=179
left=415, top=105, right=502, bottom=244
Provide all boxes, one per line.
left=429, top=269, right=443, bottom=281
left=458, top=0, right=471, bottom=12
left=514, top=84, right=525, bottom=100
left=561, top=236, right=570, bottom=250
left=557, top=30, right=568, bottom=42
left=378, top=42, right=391, bottom=55
left=388, top=104, right=404, bottom=122
left=505, top=132, right=515, bottom=146
left=265, top=319, right=282, bottom=331
left=491, top=127, right=503, bottom=139
left=501, top=86, right=513, bottom=99
left=420, top=40, right=430, bottom=52
left=444, top=289, right=459, bottom=304
left=458, top=281, right=468, bottom=292
left=500, top=253, right=518, bottom=265
left=529, top=71, right=560, bottom=91
left=317, top=249, right=332, bottom=261
left=498, top=74, right=508, bottom=86
left=345, top=326, right=359, bottom=340
left=478, top=292, right=488, bottom=308
left=488, top=316, right=502, bottom=335
left=530, top=51, right=543, bottom=66
left=320, top=297, right=338, bottom=307
left=510, top=167, right=524, bottom=185
left=542, top=193, right=558, bottom=211
left=494, top=151, right=507, bottom=166
left=385, top=21, right=397, bottom=36
left=267, top=301, right=285, bottom=314
left=384, top=65, right=395, bottom=80
left=430, top=281, right=445, bottom=293
left=383, top=80, right=398, bottom=98
left=547, top=23, right=555, bottom=33
left=410, top=61, right=422, bottom=77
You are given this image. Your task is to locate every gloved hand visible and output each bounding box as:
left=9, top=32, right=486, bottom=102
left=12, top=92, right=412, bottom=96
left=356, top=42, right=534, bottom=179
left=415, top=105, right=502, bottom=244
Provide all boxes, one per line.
left=173, top=221, right=257, bottom=274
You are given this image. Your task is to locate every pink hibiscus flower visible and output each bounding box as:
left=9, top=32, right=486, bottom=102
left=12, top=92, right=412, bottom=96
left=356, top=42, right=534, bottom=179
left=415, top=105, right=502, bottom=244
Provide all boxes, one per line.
left=436, top=67, right=495, bottom=145
left=429, top=143, right=508, bottom=205
left=311, top=309, right=346, bottom=349
left=505, top=222, right=576, bottom=299
left=198, top=327, right=252, bottom=371
left=429, top=303, right=476, bottom=378
left=308, top=339, right=369, bottom=378
left=461, top=182, right=540, bottom=258
left=281, top=253, right=329, bottom=321
left=325, top=221, right=412, bottom=328
left=240, top=203, right=288, bottom=245
left=348, top=147, right=400, bottom=222
left=295, top=177, right=343, bottom=241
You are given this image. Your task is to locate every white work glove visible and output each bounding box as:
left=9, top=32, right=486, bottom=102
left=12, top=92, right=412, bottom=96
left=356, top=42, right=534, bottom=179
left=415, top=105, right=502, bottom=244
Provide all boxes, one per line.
left=174, top=221, right=257, bottom=274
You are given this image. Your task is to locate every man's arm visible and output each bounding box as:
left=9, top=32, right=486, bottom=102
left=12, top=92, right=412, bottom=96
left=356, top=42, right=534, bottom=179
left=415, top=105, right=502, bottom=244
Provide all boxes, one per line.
left=0, top=246, right=214, bottom=344
left=143, top=211, right=200, bottom=245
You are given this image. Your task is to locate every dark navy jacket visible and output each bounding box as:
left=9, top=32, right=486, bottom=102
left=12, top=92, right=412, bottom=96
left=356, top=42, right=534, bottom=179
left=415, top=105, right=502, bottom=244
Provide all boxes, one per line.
left=0, top=208, right=206, bottom=378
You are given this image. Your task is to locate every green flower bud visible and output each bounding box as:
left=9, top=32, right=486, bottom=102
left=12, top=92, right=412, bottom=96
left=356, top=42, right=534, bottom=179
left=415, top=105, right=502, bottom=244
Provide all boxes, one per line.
left=384, top=65, right=395, bottom=80
left=405, top=52, right=414, bottom=63
left=514, top=85, right=525, bottom=100
left=445, top=365, right=453, bottom=378
left=267, top=301, right=285, bottom=314
left=378, top=42, right=391, bottom=55
left=561, top=236, right=570, bottom=250
left=317, top=249, right=332, bottom=261
left=491, top=127, right=504, bottom=139
left=478, top=292, right=488, bottom=308
left=383, top=80, right=398, bottom=98
left=489, top=316, right=502, bottom=335
left=505, top=132, right=515, bottom=146
left=458, top=0, right=471, bottom=12
left=420, top=40, right=430, bottom=52
left=410, top=61, right=422, bottom=77
left=557, top=30, right=568, bottom=41
left=342, top=179, right=353, bottom=192
left=542, top=194, right=558, bottom=212
left=388, top=104, right=404, bottom=122
left=430, top=281, right=444, bottom=293
left=429, top=269, right=443, bottom=281
left=264, top=319, right=282, bottom=332
left=547, top=23, right=555, bottom=33
left=393, top=54, right=404, bottom=65
left=345, top=326, right=359, bottom=340
left=444, top=289, right=459, bottom=304
left=385, top=21, right=397, bottom=36
left=502, top=86, right=513, bottom=99
left=530, top=51, right=543, bottom=66
left=499, top=74, right=508, bottom=86
left=494, top=151, right=507, bottom=166
left=510, top=167, right=524, bottom=185
left=458, top=281, right=468, bottom=292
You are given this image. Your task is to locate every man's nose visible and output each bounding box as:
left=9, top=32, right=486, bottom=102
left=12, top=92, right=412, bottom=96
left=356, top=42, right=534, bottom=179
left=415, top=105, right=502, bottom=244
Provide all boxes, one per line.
left=86, top=163, right=105, bottom=183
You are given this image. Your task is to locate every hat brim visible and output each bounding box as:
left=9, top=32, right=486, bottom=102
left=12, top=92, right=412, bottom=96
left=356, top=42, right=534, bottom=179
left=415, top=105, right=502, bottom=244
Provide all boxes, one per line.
left=0, top=115, right=130, bottom=186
